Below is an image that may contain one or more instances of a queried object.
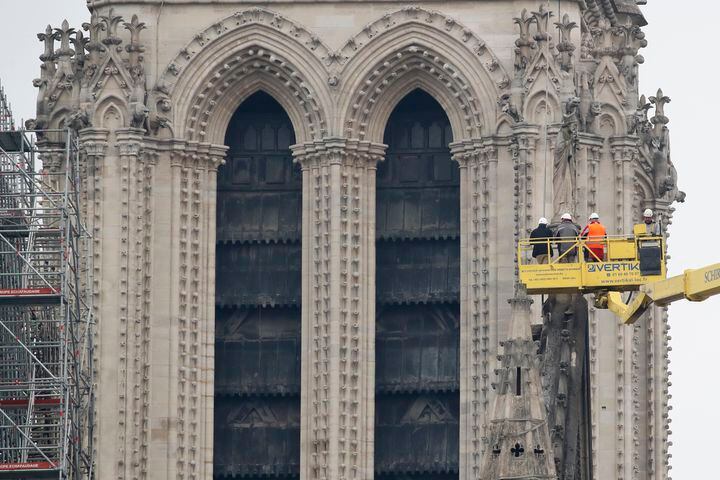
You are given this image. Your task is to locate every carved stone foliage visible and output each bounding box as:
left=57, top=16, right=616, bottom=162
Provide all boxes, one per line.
left=586, top=18, right=648, bottom=88
left=512, top=6, right=566, bottom=87
left=33, top=9, right=148, bottom=132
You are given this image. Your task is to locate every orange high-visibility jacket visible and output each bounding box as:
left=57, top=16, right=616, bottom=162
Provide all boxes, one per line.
left=581, top=221, right=607, bottom=249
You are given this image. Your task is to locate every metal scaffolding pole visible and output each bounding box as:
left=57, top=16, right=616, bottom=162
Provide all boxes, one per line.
left=0, top=109, right=94, bottom=479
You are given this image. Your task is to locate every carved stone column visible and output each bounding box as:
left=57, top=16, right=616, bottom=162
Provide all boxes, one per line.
left=452, top=139, right=501, bottom=480
left=77, top=128, right=109, bottom=467
left=293, top=138, right=385, bottom=480
left=510, top=125, right=540, bottom=241
left=576, top=133, right=604, bottom=219
left=165, top=141, right=226, bottom=480
left=611, top=137, right=640, bottom=234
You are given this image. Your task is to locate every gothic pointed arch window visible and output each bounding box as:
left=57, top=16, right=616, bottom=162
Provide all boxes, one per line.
left=375, top=89, right=460, bottom=478
left=214, top=91, right=301, bottom=479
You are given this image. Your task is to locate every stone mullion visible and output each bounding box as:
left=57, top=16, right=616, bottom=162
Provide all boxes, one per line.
left=327, top=155, right=342, bottom=478
left=359, top=158, right=377, bottom=480
left=295, top=139, right=383, bottom=480
left=453, top=140, right=492, bottom=480
left=657, top=202, right=672, bottom=480
left=116, top=130, right=147, bottom=480
left=513, top=128, right=538, bottom=239
left=166, top=148, right=184, bottom=480
left=140, top=148, right=157, bottom=479
left=577, top=134, right=603, bottom=220
left=589, top=304, right=599, bottom=480
left=132, top=142, right=144, bottom=479
left=646, top=305, right=658, bottom=480
left=299, top=151, right=332, bottom=480
left=78, top=129, right=108, bottom=472
left=175, top=154, right=191, bottom=480
left=454, top=145, right=475, bottom=480
left=611, top=139, right=642, bottom=480
left=186, top=154, right=203, bottom=480
left=589, top=146, right=601, bottom=214
left=200, top=148, right=224, bottom=479
left=660, top=306, right=671, bottom=480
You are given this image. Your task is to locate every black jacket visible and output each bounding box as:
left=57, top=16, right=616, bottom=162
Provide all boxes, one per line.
left=530, top=224, right=553, bottom=257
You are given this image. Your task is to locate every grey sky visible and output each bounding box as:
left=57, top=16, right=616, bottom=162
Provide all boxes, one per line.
left=1, top=1, right=717, bottom=477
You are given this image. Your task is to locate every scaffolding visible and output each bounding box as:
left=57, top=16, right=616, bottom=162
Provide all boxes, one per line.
left=0, top=89, right=94, bottom=479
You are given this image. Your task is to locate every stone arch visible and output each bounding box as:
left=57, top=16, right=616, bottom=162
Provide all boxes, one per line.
left=523, top=90, right=561, bottom=125
left=598, top=108, right=625, bottom=137
left=94, top=96, right=126, bottom=130
left=338, top=9, right=509, bottom=142
left=634, top=167, right=656, bottom=207
left=48, top=108, right=72, bottom=131
left=156, top=9, right=332, bottom=144
left=496, top=116, right=514, bottom=135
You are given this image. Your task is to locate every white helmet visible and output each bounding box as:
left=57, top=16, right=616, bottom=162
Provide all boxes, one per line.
left=561, top=213, right=572, bottom=221
left=643, top=208, right=654, bottom=218
left=538, top=217, right=549, bottom=225
left=589, top=212, right=600, bottom=220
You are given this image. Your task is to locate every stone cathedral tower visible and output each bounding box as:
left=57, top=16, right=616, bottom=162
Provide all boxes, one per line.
left=30, top=1, right=681, bottom=479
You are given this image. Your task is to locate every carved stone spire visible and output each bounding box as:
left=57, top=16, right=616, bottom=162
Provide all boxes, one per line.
left=480, top=287, right=557, bottom=480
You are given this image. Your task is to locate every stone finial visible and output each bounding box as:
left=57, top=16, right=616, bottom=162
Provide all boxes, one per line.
left=514, top=9, right=535, bottom=46
left=100, top=8, right=124, bottom=46
left=83, top=11, right=106, bottom=55
left=70, top=30, right=89, bottom=66
left=54, top=19, right=76, bottom=57
left=513, top=9, right=535, bottom=73
left=531, top=4, right=553, bottom=43
left=649, top=88, right=670, bottom=126
left=38, top=25, right=56, bottom=63
left=554, top=14, right=577, bottom=71
left=123, top=15, right=146, bottom=54
left=555, top=14, right=577, bottom=47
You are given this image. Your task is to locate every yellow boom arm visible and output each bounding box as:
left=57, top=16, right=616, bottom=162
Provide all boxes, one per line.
left=606, top=263, right=720, bottom=324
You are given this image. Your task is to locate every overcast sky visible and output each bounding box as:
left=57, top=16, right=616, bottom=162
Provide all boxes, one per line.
left=1, top=1, right=717, bottom=477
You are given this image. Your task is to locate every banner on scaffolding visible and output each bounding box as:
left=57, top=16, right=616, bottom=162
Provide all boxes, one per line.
left=0, top=462, right=56, bottom=471
left=0, top=287, right=58, bottom=296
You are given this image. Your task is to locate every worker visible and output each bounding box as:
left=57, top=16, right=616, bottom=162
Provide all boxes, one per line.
left=554, top=213, right=579, bottom=262
left=641, top=208, right=661, bottom=236
left=530, top=217, right=552, bottom=264
left=581, top=212, right=607, bottom=262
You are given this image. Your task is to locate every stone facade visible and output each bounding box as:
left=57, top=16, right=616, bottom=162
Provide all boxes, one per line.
left=31, top=1, right=681, bottom=479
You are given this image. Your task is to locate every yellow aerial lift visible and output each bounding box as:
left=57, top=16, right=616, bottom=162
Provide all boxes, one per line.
left=518, top=225, right=720, bottom=324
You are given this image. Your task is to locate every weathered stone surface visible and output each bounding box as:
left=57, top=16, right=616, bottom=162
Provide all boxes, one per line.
left=33, top=1, right=676, bottom=479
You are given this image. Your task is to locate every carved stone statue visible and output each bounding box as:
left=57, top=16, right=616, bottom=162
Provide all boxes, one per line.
left=498, top=93, right=522, bottom=123
left=553, top=97, right=580, bottom=220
